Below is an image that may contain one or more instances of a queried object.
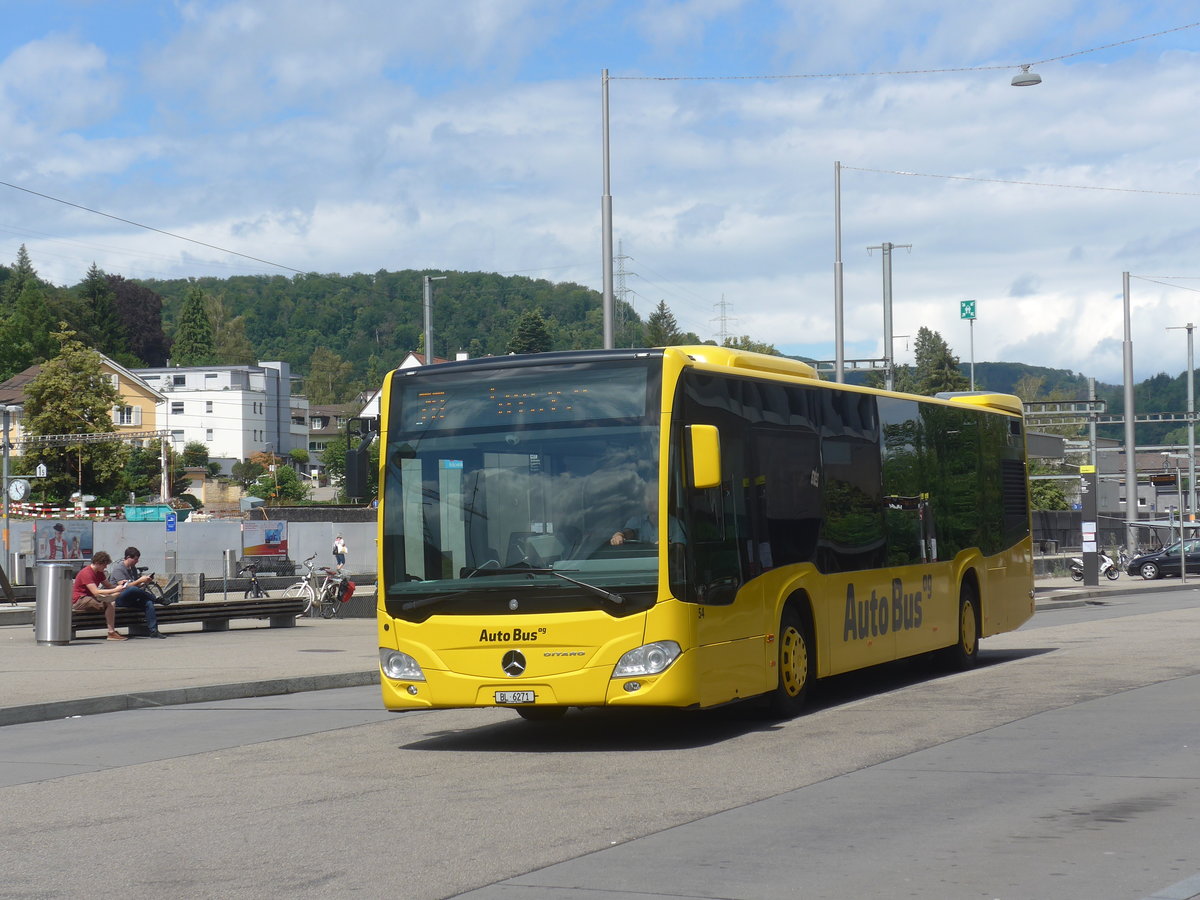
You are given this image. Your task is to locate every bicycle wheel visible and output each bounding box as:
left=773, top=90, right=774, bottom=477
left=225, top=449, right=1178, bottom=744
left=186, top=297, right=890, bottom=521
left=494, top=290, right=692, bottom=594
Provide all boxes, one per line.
left=284, top=582, right=316, bottom=616
left=145, top=580, right=166, bottom=604
left=319, top=586, right=340, bottom=619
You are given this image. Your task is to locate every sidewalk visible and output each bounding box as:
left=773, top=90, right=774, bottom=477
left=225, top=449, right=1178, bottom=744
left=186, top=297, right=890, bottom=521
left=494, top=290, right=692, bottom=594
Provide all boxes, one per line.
left=2, top=574, right=1196, bottom=727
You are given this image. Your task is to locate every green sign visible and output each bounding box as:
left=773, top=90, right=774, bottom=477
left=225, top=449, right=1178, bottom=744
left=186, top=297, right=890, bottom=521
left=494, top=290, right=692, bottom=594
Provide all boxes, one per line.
left=960, top=300, right=976, bottom=320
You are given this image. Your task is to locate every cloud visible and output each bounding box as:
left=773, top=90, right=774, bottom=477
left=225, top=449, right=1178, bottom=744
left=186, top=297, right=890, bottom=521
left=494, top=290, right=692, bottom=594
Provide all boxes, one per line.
left=2, top=1, right=1198, bottom=386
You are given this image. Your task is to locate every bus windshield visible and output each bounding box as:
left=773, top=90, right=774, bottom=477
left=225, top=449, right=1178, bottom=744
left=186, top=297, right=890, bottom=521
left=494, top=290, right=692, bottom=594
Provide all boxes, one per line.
left=381, top=359, right=662, bottom=617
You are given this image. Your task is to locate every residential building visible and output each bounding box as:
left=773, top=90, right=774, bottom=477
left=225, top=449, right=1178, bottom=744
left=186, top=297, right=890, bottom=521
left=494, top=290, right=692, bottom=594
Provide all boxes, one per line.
left=132, top=361, right=308, bottom=473
left=0, top=356, right=166, bottom=455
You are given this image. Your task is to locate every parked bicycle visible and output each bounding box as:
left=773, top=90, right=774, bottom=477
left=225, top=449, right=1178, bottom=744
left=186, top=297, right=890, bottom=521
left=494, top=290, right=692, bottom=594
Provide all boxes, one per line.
left=282, top=554, right=319, bottom=614
left=237, top=562, right=269, bottom=599
left=312, top=565, right=354, bottom=619
left=282, top=554, right=357, bottom=618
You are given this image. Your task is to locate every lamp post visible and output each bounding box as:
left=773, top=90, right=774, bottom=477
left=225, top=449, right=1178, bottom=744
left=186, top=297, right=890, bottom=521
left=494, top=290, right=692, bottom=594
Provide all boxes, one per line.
left=2, top=406, right=18, bottom=558
left=834, top=161, right=844, bottom=383
left=601, top=69, right=614, bottom=350
left=1167, top=323, right=1195, bottom=528
left=422, top=274, right=447, bottom=364
left=1122, top=273, right=1138, bottom=552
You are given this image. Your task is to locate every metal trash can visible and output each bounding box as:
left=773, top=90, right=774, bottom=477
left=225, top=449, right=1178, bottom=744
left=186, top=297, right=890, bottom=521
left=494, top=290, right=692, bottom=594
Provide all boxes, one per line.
left=34, top=562, right=76, bottom=646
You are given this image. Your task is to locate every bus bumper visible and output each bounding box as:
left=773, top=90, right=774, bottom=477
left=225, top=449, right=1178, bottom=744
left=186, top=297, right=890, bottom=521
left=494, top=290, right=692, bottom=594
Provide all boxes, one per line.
left=379, top=649, right=700, bottom=711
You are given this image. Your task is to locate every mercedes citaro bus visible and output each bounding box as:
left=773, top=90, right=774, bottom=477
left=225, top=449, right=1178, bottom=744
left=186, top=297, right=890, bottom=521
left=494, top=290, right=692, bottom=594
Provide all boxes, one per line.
left=370, top=346, right=1034, bottom=720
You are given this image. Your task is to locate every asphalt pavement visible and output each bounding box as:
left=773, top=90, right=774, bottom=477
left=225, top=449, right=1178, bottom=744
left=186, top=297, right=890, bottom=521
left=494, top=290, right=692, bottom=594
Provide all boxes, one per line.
left=1, top=573, right=1195, bottom=728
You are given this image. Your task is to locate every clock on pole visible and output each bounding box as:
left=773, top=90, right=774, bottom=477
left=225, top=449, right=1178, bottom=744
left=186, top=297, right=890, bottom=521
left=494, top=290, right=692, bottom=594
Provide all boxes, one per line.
left=7, top=478, right=30, bottom=502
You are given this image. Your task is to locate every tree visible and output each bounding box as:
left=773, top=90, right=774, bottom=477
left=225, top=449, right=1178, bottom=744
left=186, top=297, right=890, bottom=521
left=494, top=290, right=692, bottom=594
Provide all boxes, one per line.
left=722, top=335, right=782, bottom=356
left=78, top=263, right=124, bottom=359
left=507, top=308, right=552, bottom=354
left=0, top=246, right=57, bottom=379
left=251, top=464, right=310, bottom=504
left=645, top=301, right=681, bottom=346
left=911, top=327, right=970, bottom=396
left=231, top=460, right=265, bottom=491
left=20, top=328, right=127, bottom=503
left=321, top=435, right=379, bottom=502
left=306, top=347, right=356, bottom=404
left=172, top=284, right=217, bottom=365
left=107, top=274, right=171, bottom=366
left=207, top=294, right=257, bottom=365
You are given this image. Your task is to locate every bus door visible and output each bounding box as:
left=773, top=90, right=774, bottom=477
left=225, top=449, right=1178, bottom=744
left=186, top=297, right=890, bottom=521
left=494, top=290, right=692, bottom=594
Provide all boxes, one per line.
left=674, top=417, right=768, bottom=706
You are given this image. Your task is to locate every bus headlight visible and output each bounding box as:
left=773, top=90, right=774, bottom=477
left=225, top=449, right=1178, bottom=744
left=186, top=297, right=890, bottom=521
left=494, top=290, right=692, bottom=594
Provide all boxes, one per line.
left=612, top=641, right=681, bottom=678
left=380, top=648, right=425, bottom=681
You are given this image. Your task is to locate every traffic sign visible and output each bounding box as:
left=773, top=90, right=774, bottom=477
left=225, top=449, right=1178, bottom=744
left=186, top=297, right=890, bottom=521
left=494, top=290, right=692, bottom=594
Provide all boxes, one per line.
left=960, top=300, right=976, bottom=320
left=34, top=463, right=47, bottom=478
left=165, top=512, right=178, bottom=532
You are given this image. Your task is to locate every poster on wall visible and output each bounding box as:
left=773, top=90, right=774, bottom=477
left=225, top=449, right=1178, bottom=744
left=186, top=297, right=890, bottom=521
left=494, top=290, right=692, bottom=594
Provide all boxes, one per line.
left=34, top=520, right=95, bottom=562
left=243, top=520, right=289, bottom=557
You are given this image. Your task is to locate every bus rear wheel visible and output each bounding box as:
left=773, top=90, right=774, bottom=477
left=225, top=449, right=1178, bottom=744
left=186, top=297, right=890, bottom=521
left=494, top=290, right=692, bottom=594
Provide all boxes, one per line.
left=941, top=583, right=980, bottom=670
left=767, top=606, right=814, bottom=718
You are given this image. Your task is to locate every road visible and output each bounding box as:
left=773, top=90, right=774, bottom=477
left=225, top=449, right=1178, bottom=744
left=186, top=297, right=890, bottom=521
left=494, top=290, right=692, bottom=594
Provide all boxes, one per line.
left=1, top=587, right=1198, bottom=899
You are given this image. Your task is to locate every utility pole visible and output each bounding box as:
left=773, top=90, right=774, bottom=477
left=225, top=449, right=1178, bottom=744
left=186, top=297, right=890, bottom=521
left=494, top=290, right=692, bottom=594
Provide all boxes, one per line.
left=422, top=274, right=447, bottom=364
left=867, top=242, right=911, bottom=391
left=713, top=295, right=735, bottom=346
left=1167, top=323, right=1195, bottom=527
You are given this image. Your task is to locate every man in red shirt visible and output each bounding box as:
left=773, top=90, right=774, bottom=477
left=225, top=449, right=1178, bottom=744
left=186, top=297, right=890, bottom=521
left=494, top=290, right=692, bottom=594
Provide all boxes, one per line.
left=72, top=551, right=128, bottom=642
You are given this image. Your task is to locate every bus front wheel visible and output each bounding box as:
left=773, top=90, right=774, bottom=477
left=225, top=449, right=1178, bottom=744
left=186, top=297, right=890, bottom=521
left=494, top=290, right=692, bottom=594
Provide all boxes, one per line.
left=941, top=583, right=980, bottom=670
left=767, top=606, right=814, bottom=718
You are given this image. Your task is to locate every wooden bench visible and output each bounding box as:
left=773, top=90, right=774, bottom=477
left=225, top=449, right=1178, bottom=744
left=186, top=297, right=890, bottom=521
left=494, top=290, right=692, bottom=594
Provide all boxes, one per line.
left=71, top=597, right=307, bottom=638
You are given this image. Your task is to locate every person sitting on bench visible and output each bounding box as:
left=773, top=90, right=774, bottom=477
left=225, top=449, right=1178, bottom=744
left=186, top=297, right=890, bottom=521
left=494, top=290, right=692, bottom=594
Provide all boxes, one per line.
left=72, top=551, right=129, bottom=642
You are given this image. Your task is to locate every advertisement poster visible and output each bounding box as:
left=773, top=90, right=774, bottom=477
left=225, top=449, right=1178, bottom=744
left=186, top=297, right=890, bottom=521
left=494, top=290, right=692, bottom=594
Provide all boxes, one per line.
left=35, top=520, right=94, bottom=561
left=242, top=520, right=288, bottom=557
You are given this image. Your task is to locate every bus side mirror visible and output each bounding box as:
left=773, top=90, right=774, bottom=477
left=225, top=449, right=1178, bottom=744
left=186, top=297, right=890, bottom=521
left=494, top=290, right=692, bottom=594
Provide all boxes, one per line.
left=689, top=424, right=721, bottom=489
left=345, top=446, right=370, bottom=500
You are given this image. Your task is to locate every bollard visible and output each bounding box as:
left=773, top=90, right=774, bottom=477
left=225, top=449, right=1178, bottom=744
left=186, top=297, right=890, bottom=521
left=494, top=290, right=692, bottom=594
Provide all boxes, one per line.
left=34, top=562, right=76, bottom=646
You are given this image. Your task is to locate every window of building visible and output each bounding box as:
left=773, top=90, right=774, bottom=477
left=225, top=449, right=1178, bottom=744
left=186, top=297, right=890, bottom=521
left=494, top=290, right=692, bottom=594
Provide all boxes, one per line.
left=206, top=428, right=214, bottom=441
left=173, top=374, right=186, bottom=387
left=205, top=400, right=213, bottom=413
left=116, top=406, right=141, bottom=426
left=171, top=401, right=184, bottom=415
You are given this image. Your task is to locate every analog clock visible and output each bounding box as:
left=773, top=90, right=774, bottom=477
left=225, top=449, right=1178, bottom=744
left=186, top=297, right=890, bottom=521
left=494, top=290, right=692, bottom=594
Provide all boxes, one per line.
left=7, top=478, right=30, bottom=502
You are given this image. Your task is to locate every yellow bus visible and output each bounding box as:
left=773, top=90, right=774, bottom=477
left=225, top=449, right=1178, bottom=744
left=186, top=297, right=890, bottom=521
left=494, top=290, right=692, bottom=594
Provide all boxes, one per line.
left=374, top=346, right=1034, bottom=720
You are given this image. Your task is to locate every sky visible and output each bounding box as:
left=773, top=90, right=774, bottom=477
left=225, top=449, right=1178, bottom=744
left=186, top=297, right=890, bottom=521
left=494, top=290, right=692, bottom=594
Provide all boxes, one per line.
left=1, top=0, right=1198, bottom=386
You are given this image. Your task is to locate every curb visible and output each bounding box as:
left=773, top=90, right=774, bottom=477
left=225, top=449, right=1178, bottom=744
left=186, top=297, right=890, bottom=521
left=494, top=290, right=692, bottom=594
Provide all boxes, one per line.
left=0, top=670, right=378, bottom=728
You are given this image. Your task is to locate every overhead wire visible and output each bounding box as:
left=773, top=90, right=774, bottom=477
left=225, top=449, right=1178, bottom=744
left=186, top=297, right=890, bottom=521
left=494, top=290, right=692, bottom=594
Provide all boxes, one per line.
left=0, top=178, right=309, bottom=275
left=611, top=22, right=1199, bottom=81
left=842, top=166, right=1200, bottom=197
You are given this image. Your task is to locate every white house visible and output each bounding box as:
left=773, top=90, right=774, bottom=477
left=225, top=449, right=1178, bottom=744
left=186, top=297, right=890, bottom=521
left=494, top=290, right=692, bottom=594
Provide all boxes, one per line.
left=133, top=361, right=308, bottom=473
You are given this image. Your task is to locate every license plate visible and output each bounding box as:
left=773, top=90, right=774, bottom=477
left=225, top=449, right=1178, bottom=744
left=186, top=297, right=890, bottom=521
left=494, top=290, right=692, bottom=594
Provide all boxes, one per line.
left=494, top=691, right=536, bottom=704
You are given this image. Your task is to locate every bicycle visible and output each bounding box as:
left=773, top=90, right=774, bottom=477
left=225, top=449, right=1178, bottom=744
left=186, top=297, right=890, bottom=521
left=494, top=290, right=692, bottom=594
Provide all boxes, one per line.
left=237, top=562, right=269, bottom=599
left=282, top=554, right=319, bottom=615
left=311, top=565, right=352, bottom=619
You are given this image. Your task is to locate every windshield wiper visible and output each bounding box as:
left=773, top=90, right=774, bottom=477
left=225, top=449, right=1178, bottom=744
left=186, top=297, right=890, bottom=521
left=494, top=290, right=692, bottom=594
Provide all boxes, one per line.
left=455, top=565, right=627, bottom=606
left=397, top=589, right=474, bottom=612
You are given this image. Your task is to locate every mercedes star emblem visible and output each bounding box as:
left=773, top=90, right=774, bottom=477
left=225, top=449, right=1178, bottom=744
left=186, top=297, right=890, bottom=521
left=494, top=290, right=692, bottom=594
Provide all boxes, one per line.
left=502, top=650, right=526, bottom=677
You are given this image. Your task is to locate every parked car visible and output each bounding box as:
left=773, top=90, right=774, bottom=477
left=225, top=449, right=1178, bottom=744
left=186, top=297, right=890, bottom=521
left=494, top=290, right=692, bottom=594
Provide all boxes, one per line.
left=1126, top=539, right=1200, bottom=579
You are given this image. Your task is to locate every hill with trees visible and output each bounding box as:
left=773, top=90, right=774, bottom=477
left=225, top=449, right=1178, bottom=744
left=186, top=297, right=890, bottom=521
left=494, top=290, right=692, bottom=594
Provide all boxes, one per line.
left=1, top=246, right=1195, bottom=449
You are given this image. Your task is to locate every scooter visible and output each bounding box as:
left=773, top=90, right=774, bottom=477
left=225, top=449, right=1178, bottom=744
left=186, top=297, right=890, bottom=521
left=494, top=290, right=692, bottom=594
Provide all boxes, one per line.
left=1068, top=552, right=1120, bottom=582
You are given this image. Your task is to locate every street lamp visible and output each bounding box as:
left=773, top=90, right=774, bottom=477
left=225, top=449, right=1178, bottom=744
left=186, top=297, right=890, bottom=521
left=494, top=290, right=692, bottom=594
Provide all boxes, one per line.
left=2, top=405, right=20, bottom=559
left=1166, top=323, right=1195, bottom=528
left=422, top=274, right=447, bottom=364
left=1011, top=65, right=1042, bottom=86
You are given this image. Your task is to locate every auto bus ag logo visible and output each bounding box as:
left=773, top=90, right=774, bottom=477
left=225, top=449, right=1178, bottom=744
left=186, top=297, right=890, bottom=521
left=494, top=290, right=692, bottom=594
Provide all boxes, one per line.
left=501, top=650, right=526, bottom=676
